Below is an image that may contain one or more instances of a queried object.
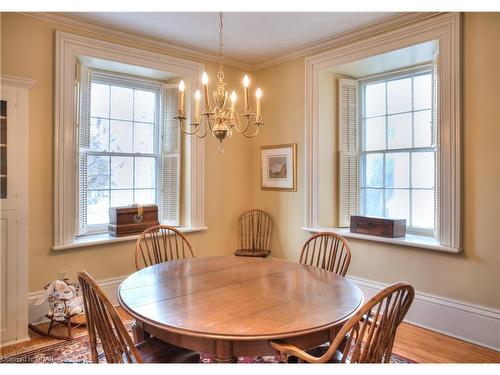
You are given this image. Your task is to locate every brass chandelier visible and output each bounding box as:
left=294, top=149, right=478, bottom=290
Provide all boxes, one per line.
left=175, top=12, right=264, bottom=153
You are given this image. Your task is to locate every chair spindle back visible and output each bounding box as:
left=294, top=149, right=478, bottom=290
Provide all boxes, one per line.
left=237, top=209, right=272, bottom=252
left=135, top=225, right=195, bottom=270
left=78, top=270, right=142, bottom=363
left=331, top=283, right=414, bottom=363
left=299, top=232, right=351, bottom=276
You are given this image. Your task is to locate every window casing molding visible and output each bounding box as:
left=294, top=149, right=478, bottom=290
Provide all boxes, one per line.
left=54, top=31, right=205, bottom=249
left=304, top=12, right=461, bottom=252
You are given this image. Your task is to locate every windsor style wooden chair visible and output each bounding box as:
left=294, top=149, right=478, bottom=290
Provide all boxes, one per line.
left=270, top=283, right=415, bottom=363
left=299, top=232, right=352, bottom=276
left=234, top=209, right=273, bottom=257
left=78, top=270, right=200, bottom=363
left=135, top=225, right=195, bottom=270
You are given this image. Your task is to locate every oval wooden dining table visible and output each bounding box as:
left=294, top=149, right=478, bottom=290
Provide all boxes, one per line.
left=118, top=256, right=363, bottom=363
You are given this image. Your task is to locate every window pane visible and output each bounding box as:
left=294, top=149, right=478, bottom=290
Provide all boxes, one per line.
left=412, top=190, right=434, bottom=228
left=135, top=189, right=156, bottom=205
left=90, top=117, right=109, bottom=151
left=363, top=188, right=384, bottom=217
left=84, top=77, right=163, bottom=231
left=110, top=120, right=133, bottom=153
left=87, top=190, right=109, bottom=225
left=110, top=86, right=133, bottom=120
left=365, top=82, right=386, bottom=117
left=134, top=90, right=155, bottom=123
left=387, top=77, right=411, bottom=114
left=135, top=157, right=156, bottom=189
left=385, top=189, right=409, bottom=222
left=364, top=154, right=383, bottom=187
left=414, top=110, right=432, bottom=147
left=412, top=152, right=435, bottom=189
left=413, top=73, right=432, bottom=110
left=87, top=155, right=109, bottom=189
left=110, top=189, right=134, bottom=208
left=387, top=113, right=412, bottom=149
left=365, top=117, right=386, bottom=151
left=90, top=83, right=109, bottom=118
left=134, top=122, right=154, bottom=154
left=385, top=152, right=410, bottom=188
left=111, top=156, right=133, bottom=189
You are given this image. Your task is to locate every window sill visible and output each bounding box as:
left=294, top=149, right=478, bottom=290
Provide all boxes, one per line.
left=302, top=227, right=462, bottom=254
left=52, top=226, right=208, bottom=251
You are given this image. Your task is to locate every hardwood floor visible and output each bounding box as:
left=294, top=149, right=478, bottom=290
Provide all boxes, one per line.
left=2, top=307, right=499, bottom=363
left=393, top=323, right=499, bottom=363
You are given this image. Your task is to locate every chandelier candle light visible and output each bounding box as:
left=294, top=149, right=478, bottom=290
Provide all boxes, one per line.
left=175, top=12, right=264, bottom=153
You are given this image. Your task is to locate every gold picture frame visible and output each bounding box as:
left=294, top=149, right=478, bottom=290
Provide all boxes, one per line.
left=260, top=143, right=297, bottom=191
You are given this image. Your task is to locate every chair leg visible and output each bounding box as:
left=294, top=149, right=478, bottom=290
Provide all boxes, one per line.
left=67, top=317, right=73, bottom=339
left=131, top=320, right=150, bottom=344
left=47, top=317, right=55, bottom=335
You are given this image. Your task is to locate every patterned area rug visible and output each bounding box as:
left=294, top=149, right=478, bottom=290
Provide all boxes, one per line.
left=1, top=322, right=413, bottom=364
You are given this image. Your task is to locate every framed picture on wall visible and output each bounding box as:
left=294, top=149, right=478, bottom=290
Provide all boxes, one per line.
left=260, top=143, right=297, bottom=191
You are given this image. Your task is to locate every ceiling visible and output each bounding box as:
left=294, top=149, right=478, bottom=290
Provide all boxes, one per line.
left=69, top=12, right=397, bottom=66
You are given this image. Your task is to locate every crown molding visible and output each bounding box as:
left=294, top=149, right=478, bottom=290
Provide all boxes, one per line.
left=252, top=12, right=444, bottom=71
left=20, top=12, right=253, bottom=72
left=19, top=12, right=448, bottom=73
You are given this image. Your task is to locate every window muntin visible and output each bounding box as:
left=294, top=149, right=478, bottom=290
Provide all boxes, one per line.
left=82, top=73, right=161, bottom=232
left=360, top=67, right=436, bottom=235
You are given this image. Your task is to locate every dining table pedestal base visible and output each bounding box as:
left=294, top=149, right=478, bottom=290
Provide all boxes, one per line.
left=214, top=340, right=237, bottom=363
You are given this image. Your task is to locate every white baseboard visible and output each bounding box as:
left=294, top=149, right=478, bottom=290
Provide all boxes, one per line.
left=26, top=273, right=499, bottom=352
left=27, top=275, right=127, bottom=325
left=347, top=275, right=500, bottom=352
left=0, top=336, right=31, bottom=348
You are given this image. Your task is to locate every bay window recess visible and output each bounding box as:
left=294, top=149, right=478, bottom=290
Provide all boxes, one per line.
left=53, top=31, right=205, bottom=250
left=304, top=13, right=461, bottom=253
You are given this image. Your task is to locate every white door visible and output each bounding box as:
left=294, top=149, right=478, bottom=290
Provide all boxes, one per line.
left=0, top=80, right=30, bottom=345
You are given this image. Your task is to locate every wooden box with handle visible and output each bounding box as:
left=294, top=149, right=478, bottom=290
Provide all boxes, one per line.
left=108, top=204, right=159, bottom=237
left=350, top=216, right=406, bottom=238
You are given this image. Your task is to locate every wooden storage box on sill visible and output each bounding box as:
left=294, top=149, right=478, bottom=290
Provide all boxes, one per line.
left=108, top=204, right=159, bottom=237
left=350, top=216, right=406, bottom=238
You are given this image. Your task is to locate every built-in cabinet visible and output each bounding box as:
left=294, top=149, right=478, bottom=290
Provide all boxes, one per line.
left=0, top=76, right=33, bottom=346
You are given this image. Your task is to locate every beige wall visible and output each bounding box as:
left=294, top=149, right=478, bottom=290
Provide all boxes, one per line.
left=252, top=13, right=500, bottom=309
left=1, top=12, right=499, bottom=309
left=1, top=12, right=254, bottom=290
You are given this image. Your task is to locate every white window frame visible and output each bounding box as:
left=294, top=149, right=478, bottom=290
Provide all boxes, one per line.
left=304, top=13, right=461, bottom=253
left=53, top=31, right=206, bottom=250
left=359, top=65, right=437, bottom=237
left=79, top=71, right=163, bottom=235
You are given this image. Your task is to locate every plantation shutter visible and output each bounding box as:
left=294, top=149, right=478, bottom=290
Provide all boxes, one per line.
left=431, top=56, right=440, bottom=238
left=161, top=84, right=180, bottom=226
left=77, top=63, right=92, bottom=234
left=338, top=78, right=359, bottom=227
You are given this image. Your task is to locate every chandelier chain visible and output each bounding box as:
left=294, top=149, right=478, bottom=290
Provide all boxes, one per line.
left=217, top=12, right=224, bottom=81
